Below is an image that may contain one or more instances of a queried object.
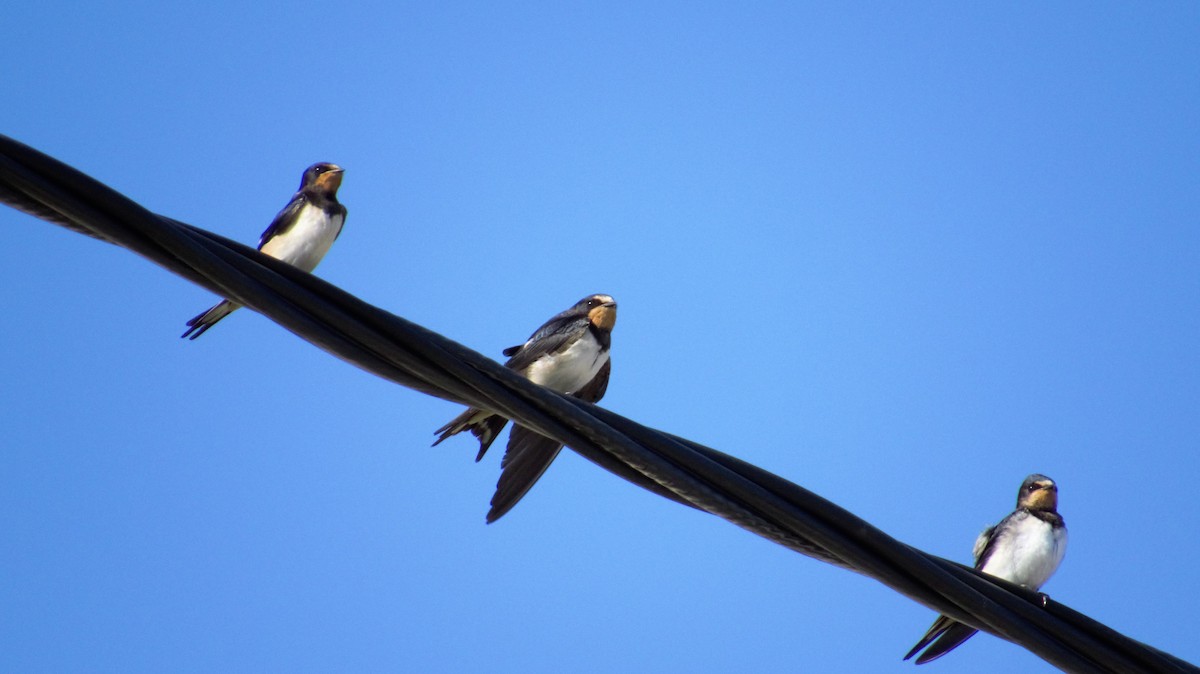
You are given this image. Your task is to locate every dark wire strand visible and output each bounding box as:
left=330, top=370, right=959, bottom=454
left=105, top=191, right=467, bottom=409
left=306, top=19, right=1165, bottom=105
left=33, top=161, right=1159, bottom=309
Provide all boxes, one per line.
left=1, top=134, right=1192, bottom=674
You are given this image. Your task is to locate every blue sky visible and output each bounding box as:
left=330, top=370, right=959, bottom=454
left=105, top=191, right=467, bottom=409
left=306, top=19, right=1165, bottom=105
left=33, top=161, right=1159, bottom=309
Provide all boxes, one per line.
left=3, top=3, right=1198, bottom=672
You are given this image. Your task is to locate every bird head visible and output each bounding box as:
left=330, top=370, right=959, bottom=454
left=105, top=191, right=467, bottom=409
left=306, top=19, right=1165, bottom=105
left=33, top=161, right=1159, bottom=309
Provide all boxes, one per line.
left=1017, top=474, right=1058, bottom=512
left=578, top=294, right=617, bottom=331
left=302, top=162, right=344, bottom=194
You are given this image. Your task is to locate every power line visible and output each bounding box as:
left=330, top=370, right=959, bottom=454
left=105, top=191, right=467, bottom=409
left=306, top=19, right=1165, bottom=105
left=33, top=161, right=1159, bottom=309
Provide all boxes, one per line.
left=1, top=134, right=1192, bottom=673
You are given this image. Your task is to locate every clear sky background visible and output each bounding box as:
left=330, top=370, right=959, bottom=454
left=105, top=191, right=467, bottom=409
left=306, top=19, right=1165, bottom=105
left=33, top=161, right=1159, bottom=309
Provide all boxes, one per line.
left=3, top=4, right=1198, bottom=672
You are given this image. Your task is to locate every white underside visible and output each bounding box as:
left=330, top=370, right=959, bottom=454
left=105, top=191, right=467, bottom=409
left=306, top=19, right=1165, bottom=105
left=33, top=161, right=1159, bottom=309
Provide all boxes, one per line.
left=259, top=205, right=343, bottom=272
left=524, top=330, right=607, bottom=394
left=978, top=511, right=1067, bottom=589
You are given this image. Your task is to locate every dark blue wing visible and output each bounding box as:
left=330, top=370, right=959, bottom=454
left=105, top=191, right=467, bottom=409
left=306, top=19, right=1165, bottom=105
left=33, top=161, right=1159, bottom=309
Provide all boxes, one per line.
left=485, top=359, right=611, bottom=523
left=503, top=315, right=589, bottom=373
left=256, top=192, right=307, bottom=249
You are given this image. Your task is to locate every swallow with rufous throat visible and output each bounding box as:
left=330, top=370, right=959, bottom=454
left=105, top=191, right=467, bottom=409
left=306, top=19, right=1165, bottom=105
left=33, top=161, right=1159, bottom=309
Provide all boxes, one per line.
left=181, top=162, right=347, bottom=339
left=904, top=473, right=1068, bottom=664
left=434, top=294, right=617, bottom=522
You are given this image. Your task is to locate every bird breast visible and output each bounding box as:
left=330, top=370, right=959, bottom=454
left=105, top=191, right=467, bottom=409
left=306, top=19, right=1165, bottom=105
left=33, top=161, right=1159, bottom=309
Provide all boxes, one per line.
left=259, top=204, right=343, bottom=272
left=980, top=512, right=1067, bottom=590
left=524, top=331, right=608, bottom=394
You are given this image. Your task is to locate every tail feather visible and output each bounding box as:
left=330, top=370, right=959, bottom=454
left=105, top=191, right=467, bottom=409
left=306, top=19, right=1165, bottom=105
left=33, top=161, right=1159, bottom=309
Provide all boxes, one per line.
left=181, top=300, right=239, bottom=340
left=904, top=615, right=952, bottom=661
left=433, top=409, right=509, bottom=462
left=904, top=615, right=979, bottom=664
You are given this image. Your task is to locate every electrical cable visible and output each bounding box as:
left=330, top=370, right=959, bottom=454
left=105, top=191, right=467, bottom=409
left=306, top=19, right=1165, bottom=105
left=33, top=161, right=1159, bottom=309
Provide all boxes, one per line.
left=1, top=134, right=1192, bottom=673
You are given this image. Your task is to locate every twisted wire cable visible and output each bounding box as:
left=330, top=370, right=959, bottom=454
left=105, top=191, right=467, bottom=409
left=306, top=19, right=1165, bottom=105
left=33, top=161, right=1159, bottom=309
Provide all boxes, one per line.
left=1, top=135, right=1192, bottom=673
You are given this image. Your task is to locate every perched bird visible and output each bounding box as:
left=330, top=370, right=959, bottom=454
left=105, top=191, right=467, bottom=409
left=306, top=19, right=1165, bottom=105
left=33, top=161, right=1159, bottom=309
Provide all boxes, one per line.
left=181, top=162, right=347, bottom=339
left=904, top=474, right=1068, bottom=665
left=433, top=294, right=617, bottom=522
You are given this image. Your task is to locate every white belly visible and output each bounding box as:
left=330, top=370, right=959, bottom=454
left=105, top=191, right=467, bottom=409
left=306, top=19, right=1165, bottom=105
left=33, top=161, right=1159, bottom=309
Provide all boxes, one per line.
left=981, top=514, right=1067, bottom=589
left=260, top=205, right=343, bottom=272
left=525, top=331, right=607, bottom=394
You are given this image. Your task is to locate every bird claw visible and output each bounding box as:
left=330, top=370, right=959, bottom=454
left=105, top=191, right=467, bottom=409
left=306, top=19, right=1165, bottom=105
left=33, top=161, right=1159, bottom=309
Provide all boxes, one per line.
left=1038, top=592, right=1050, bottom=608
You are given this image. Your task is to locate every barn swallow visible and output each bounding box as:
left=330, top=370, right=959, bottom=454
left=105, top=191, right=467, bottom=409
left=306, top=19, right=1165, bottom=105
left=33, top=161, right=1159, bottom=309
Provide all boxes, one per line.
left=433, top=294, right=617, bottom=522
left=904, top=474, right=1068, bottom=665
left=181, top=162, right=347, bottom=339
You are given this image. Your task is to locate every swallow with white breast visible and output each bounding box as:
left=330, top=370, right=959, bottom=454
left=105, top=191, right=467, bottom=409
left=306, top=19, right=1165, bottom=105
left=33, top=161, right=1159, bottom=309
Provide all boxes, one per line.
left=904, top=473, right=1068, bottom=665
left=433, top=294, right=617, bottom=522
left=181, top=162, right=347, bottom=339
